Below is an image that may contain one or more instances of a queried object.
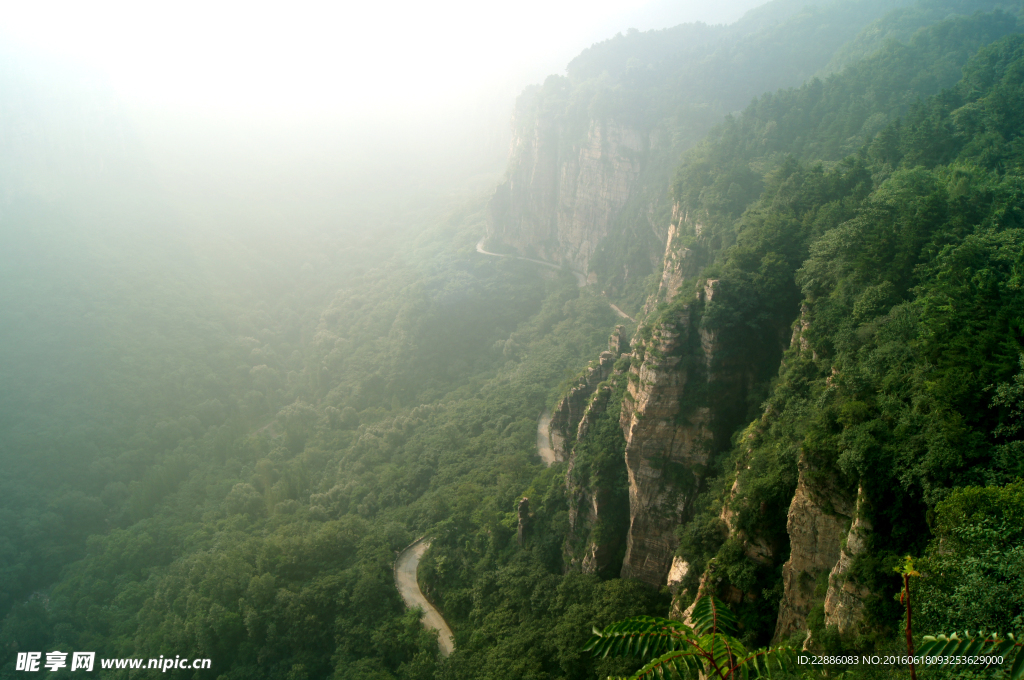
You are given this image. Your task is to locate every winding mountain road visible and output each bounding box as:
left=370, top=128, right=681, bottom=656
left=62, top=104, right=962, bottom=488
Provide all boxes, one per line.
left=393, top=407, right=565, bottom=652
left=475, top=239, right=633, bottom=321
left=536, top=409, right=562, bottom=466
left=393, top=242, right=633, bottom=654
left=476, top=239, right=587, bottom=287
left=394, top=539, right=455, bottom=657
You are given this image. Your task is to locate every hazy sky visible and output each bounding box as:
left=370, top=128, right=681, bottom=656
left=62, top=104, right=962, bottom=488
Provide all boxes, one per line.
left=1, top=0, right=766, bottom=216
left=4, top=0, right=763, bottom=121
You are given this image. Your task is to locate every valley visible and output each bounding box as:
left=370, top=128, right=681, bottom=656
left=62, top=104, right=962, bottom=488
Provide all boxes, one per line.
left=2, top=0, right=1024, bottom=678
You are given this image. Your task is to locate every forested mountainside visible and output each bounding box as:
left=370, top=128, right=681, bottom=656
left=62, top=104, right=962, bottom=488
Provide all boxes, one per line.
left=555, top=2, right=1024, bottom=661
left=0, top=46, right=662, bottom=680
left=486, top=0, right=1023, bottom=314
left=2, top=0, right=1024, bottom=678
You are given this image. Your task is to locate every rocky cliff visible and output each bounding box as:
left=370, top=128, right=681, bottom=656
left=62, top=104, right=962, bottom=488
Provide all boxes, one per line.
left=617, top=282, right=717, bottom=585
left=773, top=454, right=857, bottom=642
left=821, top=486, right=872, bottom=639
left=487, top=100, right=649, bottom=275
left=485, top=0, right=904, bottom=304
left=512, top=0, right=1024, bottom=655
left=551, top=348, right=619, bottom=457
left=557, top=329, right=631, bottom=577
left=654, top=203, right=706, bottom=307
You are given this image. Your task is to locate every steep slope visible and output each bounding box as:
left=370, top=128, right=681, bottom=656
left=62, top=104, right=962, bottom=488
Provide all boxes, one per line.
left=664, top=11, right=1024, bottom=646
left=486, top=0, right=908, bottom=312
left=555, top=3, right=1024, bottom=653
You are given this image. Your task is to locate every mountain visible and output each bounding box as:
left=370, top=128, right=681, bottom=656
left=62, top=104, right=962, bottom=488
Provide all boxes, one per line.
left=551, top=0, right=1024, bottom=651
left=485, top=0, right=911, bottom=312
left=3, top=0, right=1024, bottom=677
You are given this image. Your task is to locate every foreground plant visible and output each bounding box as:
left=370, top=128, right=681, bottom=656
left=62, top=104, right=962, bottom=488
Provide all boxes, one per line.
left=899, top=555, right=1024, bottom=679
left=917, top=631, right=1024, bottom=679
left=584, top=594, right=798, bottom=679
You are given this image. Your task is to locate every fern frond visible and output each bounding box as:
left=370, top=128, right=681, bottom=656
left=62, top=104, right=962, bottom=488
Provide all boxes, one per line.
left=694, top=631, right=746, bottom=674
left=585, top=616, right=695, bottom=660
left=585, top=596, right=797, bottom=680
left=919, top=631, right=1024, bottom=680
left=690, top=595, right=740, bottom=636
left=624, top=648, right=706, bottom=680
left=736, top=645, right=800, bottom=677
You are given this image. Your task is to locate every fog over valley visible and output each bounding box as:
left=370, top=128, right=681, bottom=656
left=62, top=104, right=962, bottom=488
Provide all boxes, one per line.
left=2, top=1, right=1024, bottom=679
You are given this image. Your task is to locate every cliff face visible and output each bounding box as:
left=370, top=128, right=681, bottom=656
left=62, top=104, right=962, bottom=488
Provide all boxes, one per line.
left=558, top=329, right=631, bottom=577
left=655, top=204, right=705, bottom=305
left=506, top=0, right=1014, bottom=649
left=821, top=486, right=872, bottom=638
left=617, top=282, right=718, bottom=585
left=551, top=348, right=619, bottom=457
left=488, top=107, right=647, bottom=274
left=565, top=382, right=621, bottom=575
left=773, top=456, right=857, bottom=643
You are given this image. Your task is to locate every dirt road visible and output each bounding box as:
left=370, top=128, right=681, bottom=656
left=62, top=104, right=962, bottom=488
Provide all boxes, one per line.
left=475, top=239, right=587, bottom=287
left=536, top=410, right=561, bottom=466
left=394, top=539, right=455, bottom=656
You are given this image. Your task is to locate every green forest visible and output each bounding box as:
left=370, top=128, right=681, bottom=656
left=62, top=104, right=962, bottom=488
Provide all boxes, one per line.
left=666, top=8, right=1024, bottom=650
left=2, top=0, right=1024, bottom=678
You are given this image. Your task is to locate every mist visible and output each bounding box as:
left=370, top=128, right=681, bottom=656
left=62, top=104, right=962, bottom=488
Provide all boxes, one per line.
left=5, top=0, right=1024, bottom=675
left=1, top=0, right=765, bottom=235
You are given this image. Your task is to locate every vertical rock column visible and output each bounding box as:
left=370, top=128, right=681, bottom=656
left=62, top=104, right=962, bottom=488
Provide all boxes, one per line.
left=773, top=455, right=856, bottom=643
left=617, top=284, right=720, bottom=586
left=559, top=329, right=631, bottom=576
left=822, top=485, right=872, bottom=638
left=517, top=497, right=530, bottom=547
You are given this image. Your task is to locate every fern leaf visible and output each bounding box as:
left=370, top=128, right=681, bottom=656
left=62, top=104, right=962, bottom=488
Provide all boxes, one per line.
left=585, top=616, right=694, bottom=662
left=625, top=648, right=703, bottom=680
left=920, top=630, right=1024, bottom=678
left=737, top=645, right=799, bottom=676
left=1010, top=639, right=1024, bottom=680
left=995, top=637, right=1018, bottom=658
left=690, top=595, right=740, bottom=636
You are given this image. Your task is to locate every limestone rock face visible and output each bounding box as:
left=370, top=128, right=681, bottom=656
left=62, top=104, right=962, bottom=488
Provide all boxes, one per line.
left=618, top=287, right=718, bottom=586
left=572, top=428, right=621, bottom=575
left=719, top=470, right=774, bottom=566
left=563, top=379, right=626, bottom=575
left=576, top=384, right=613, bottom=442
left=551, top=350, right=617, bottom=455
left=823, top=486, right=872, bottom=637
left=560, top=334, right=629, bottom=576
left=773, top=456, right=856, bottom=643
left=666, top=556, right=690, bottom=589
left=657, top=204, right=704, bottom=304
left=487, top=109, right=646, bottom=274
left=609, top=325, right=630, bottom=356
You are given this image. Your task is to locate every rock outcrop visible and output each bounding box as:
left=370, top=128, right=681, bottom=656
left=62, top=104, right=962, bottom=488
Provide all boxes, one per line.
left=550, top=349, right=618, bottom=456
left=617, top=283, right=718, bottom=586
left=487, top=92, right=648, bottom=274
left=517, top=497, right=530, bottom=547
left=822, top=486, right=872, bottom=637
left=773, top=455, right=856, bottom=643
left=608, top=325, right=630, bottom=356
left=559, top=332, right=631, bottom=576
left=719, top=467, right=774, bottom=566
left=656, top=203, right=705, bottom=305
left=563, top=379, right=629, bottom=576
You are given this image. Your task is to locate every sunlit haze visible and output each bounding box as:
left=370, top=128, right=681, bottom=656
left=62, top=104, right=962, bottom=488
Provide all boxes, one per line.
left=0, top=0, right=766, bottom=241
left=3, top=0, right=762, bottom=121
